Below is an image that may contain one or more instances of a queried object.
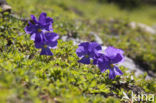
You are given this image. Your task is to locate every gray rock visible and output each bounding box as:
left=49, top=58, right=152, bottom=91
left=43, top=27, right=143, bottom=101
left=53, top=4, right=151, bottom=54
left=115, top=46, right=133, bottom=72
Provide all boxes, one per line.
left=118, top=57, right=146, bottom=76
left=152, top=24, right=156, bottom=30
left=0, top=0, right=12, bottom=12
left=61, top=36, right=68, bottom=41
left=61, top=36, right=84, bottom=45
left=90, top=32, right=103, bottom=45
left=129, top=22, right=156, bottom=34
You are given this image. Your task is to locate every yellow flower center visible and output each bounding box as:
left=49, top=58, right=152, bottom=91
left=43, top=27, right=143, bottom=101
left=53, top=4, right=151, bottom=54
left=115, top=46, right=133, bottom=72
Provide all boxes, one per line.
left=43, top=45, right=48, bottom=48
left=110, top=64, right=114, bottom=68
left=90, top=59, right=93, bottom=64
left=38, top=29, right=42, bottom=32
left=85, top=55, right=89, bottom=58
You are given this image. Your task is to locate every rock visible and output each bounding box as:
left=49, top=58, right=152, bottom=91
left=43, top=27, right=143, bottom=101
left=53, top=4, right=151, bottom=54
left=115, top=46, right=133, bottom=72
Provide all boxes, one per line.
left=118, top=57, right=148, bottom=77
left=62, top=32, right=103, bottom=45
left=61, top=36, right=84, bottom=45
left=61, top=36, right=68, bottom=41
left=152, top=24, right=156, bottom=30
left=90, top=32, right=103, bottom=45
left=0, top=0, right=12, bottom=13
left=1, top=4, right=11, bottom=12
left=69, top=38, right=84, bottom=45
left=129, top=22, right=156, bottom=34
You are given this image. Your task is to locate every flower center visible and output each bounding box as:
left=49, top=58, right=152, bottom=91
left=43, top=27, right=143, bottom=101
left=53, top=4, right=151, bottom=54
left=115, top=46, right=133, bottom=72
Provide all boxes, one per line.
left=90, top=59, right=93, bottom=64
left=85, top=55, right=89, bottom=58
left=38, top=29, right=42, bottom=32
left=110, top=64, right=114, bottom=68
left=43, top=45, right=48, bottom=48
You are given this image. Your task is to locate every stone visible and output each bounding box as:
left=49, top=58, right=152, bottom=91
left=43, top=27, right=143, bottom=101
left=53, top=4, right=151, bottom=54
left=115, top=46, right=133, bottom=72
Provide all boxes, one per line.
left=0, top=0, right=12, bottom=12
left=129, top=22, right=156, bottom=34
left=90, top=32, right=103, bottom=45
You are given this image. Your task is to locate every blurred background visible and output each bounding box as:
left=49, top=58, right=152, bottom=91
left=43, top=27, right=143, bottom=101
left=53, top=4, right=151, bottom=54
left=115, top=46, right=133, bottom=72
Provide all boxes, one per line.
left=3, top=0, right=156, bottom=25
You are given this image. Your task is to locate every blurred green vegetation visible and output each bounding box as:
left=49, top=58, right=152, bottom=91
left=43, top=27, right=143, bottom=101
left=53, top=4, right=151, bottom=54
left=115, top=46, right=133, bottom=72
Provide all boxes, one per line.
left=7, top=0, right=156, bottom=25
left=89, top=0, right=156, bottom=9
left=0, top=0, right=156, bottom=102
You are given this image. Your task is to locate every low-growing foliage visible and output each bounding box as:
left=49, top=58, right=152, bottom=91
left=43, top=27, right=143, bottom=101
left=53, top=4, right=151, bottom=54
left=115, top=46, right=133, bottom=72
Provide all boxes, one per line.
left=0, top=0, right=156, bottom=102
left=0, top=14, right=156, bottom=103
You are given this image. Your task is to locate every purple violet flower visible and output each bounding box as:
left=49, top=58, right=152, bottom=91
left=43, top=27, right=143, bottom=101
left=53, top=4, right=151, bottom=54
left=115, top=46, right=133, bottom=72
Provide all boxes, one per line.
left=76, top=42, right=102, bottom=64
left=35, top=32, right=59, bottom=56
left=25, top=12, right=53, bottom=41
left=97, top=46, right=124, bottom=79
